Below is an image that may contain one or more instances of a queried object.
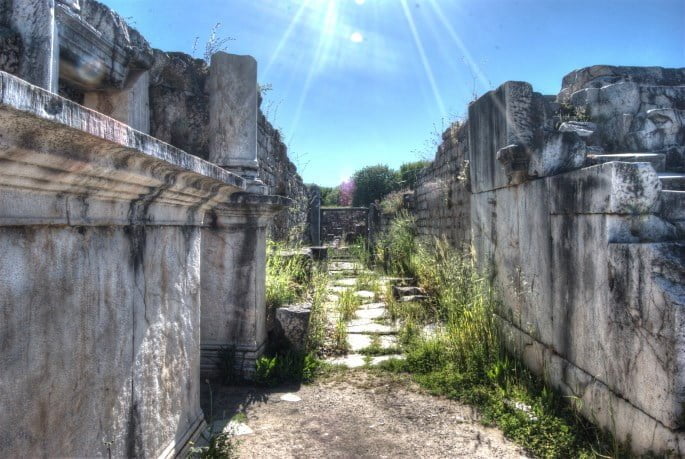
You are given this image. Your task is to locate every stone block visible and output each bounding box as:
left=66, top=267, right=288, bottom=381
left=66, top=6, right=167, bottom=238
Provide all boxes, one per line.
left=547, top=162, right=661, bottom=215
left=208, top=52, right=259, bottom=173
left=274, top=304, right=311, bottom=352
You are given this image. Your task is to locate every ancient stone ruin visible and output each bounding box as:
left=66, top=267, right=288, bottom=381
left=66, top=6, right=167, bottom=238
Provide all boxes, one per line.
left=415, top=65, right=685, bottom=454
left=0, top=0, right=684, bottom=457
left=0, top=1, right=302, bottom=456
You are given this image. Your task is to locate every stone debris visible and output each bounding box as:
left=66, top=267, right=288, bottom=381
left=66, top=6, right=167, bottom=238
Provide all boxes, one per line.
left=399, top=295, right=430, bottom=303
left=280, top=393, right=302, bottom=402
left=355, top=290, right=376, bottom=301
left=333, top=278, right=358, bottom=287
left=392, top=285, right=426, bottom=298
left=347, top=322, right=397, bottom=335
left=224, top=421, right=255, bottom=436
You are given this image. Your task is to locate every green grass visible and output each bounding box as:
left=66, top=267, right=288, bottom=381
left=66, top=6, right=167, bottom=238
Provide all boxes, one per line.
left=306, top=268, right=330, bottom=354
left=265, top=240, right=311, bottom=310
left=337, top=288, right=362, bottom=321
left=254, top=350, right=330, bottom=387
left=372, top=216, right=624, bottom=458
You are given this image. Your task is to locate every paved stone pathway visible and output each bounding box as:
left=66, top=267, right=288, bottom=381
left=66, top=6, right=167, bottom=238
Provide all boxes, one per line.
left=323, top=260, right=404, bottom=368
left=199, top=251, right=528, bottom=458
left=203, top=371, right=529, bottom=458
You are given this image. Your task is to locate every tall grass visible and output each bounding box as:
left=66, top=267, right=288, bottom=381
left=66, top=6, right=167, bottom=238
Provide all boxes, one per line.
left=376, top=217, right=622, bottom=458
left=265, top=240, right=311, bottom=309
left=373, top=211, right=417, bottom=278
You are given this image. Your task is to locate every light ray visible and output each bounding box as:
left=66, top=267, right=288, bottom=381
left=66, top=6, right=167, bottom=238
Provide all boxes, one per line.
left=427, top=0, right=523, bottom=142
left=400, top=0, right=447, bottom=119
left=427, top=0, right=491, bottom=92
left=288, top=0, right=339, bottom=140
left=263, top=0, right=310, bottom=81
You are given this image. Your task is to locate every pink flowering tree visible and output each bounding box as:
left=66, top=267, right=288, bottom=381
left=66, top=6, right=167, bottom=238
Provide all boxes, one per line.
left=339, top=179, right=355, bottom=207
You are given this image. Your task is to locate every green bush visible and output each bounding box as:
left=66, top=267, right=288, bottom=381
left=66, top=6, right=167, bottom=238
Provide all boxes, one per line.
left=374, top=211, right=417, bottom=277
left=254, top=351, right=324, bottom=387
left=265, top=241, right=311, bottom=309
left=383, top=235, right=622, bottom=457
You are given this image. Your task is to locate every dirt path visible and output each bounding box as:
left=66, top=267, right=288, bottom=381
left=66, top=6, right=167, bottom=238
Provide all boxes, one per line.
left=203, top=371, right=528, bottom=458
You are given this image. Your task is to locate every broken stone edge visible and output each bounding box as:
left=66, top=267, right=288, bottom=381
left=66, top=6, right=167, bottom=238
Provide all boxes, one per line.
left=0, top=70, right=257, bottom=226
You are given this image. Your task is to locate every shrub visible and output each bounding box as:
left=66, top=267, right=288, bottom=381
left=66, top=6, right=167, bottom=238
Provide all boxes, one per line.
left=265, top=241, right=311, bottom=309
left=374, top=211, right=417, bottom=277
left=254, top=351, right=324, bottom=387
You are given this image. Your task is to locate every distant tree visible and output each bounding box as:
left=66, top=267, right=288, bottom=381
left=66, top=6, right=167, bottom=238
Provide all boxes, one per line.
left=339, top=180, right=355, bottom=207
left=319, top=186, right=341, bottom=206
left=398, top=161, right=430, bottom=190
left=351, top=165, right=399, bottom=207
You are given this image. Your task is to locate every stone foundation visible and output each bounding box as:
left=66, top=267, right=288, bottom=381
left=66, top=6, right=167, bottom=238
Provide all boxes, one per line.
left=415, top=66, right=685, bottom=455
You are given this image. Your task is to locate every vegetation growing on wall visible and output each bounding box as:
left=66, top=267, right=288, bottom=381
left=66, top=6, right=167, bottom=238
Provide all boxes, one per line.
left=371, top=216, right=625, bottom=458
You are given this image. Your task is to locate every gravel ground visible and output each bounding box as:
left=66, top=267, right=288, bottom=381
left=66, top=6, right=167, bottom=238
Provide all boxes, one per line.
left=201, top=370, right=529, bottom=458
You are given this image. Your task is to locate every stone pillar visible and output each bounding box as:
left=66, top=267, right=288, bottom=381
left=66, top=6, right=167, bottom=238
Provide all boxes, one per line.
left=207, top=52, right=265, bottom=193
left=309, top=185, right=321, bottom=246
left=3, top=0, right=59, bottom=92
left=83, top=71, right=151, bottom=133
left=200, top=194, right=286, bottom=377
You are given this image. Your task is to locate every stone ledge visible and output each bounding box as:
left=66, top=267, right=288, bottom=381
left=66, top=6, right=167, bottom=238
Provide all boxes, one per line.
left=498, top=317, right=685, bottom=455
left=0, top=71, right=249, bottom=226
left=547, top=162, right=661, bottom=215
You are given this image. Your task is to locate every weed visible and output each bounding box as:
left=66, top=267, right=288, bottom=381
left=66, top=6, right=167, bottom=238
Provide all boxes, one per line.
left=373, top=211, right=417, bottom=278
left=332, top=315, right=349, bottom=354
left=188, top=380, right=240, bottom=459
left=337, top=288, right=361, bottom=321
left=359, top=336, right=402, bottom=356
left=375, top=232, right=622, bottom=457
left=254, top=350, right=325, bottom=387
left=306, top=268, right=329, bottom=354
left=265, top=240, right=311, bottom=310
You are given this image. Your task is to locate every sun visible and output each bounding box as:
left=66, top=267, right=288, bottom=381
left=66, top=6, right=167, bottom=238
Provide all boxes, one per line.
left=355, top=0, right=366, bottom=4
left=350, top=31, right=364, bottom=43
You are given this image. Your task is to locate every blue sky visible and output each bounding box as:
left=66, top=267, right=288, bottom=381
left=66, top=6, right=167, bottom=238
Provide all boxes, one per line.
left=103, top=0, right=684, bottom=187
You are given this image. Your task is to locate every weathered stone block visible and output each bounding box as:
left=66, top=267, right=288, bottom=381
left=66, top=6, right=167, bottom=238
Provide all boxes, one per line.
left=548, top=162, right=661, bottom=215
left=275, top=304, right=312, bottom=352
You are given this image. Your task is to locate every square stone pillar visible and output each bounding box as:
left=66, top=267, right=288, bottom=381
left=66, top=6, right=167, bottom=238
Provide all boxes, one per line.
left=4, top=0, right=60, bottom=92
left=207, top=52, right=266, bottom=193
left=200, top=194, right=288, bottom=377
left=83, top=71, right=150, bottom=133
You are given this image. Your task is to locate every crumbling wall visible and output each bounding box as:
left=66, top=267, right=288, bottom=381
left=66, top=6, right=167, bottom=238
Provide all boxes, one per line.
left=320, top=207, right=369, bottom=243
left=257, top=110, right=309, bottom=241
left=414, top=66, right=685, bottom=455
left=148, top=52, right=308, bottom=241
left=415, top=122, right=471, bottom=246
left=0, top=1, right=292, bottom=456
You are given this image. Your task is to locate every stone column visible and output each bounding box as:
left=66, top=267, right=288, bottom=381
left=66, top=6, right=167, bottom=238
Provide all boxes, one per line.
left=200, top=194, right=287, bottom=377
left=83, top=71, right=151, bottom=133
left=207, top=52, right=265, bottom=193
left=4, top=0, right=59, bottom=92
left=309, top=185, right=321, bottom=246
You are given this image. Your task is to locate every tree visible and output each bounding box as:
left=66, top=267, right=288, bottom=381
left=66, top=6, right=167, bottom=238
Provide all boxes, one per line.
left=319, top=186, right=341, bottom=206
left=351, top=164, right=399, bottom=207
left=398, top=161, right=430, bottom=190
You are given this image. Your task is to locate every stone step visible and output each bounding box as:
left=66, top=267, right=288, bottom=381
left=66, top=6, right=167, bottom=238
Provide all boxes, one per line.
left=660, top=191, right=685, bottom=221
left=658, top=172, right=685, bottom=191
left=392, top=285, right=426, bottom=299
left=587, top=153, right=666, bottom=172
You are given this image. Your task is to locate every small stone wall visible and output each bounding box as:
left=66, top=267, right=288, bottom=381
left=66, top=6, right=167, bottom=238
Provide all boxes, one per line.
left=320, top=207, right=369, bottom=243
left=415, top=122, right=471, bottom=247
left=147, top=50, right=308, bottom=241
left=414, top=66, right=685, bottom=455
left=257, top=111, right=309, bottom=241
